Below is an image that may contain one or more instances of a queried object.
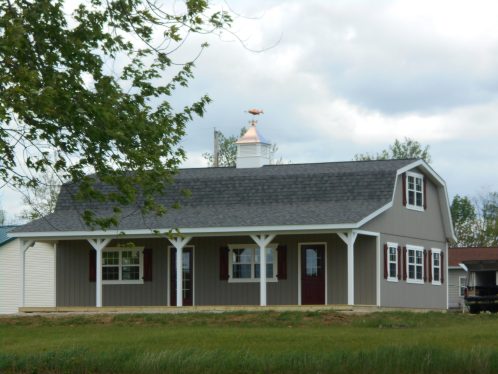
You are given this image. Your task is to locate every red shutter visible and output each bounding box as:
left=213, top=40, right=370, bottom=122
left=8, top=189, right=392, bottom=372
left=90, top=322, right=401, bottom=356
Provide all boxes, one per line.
left=143, top=248, right=152, bottom=282
left=383, top=244, right=388, bottom=279
left=397, top=246, right=402, bottom=280
left=423, top=177, right=427, bottom=210
left=89, top=249, right=96, bottom=282
left=403, top=247, right=407, bottom=280
left=277, top=245, right=287, bottom=280
left=219, top=246, right=229, bottom=280
left=428, top=250, right=432, bottom=282
left=423, top=249, right=427, bottom=282
left=441, top=252, right=445, bottom=283
left=402, top=173, right=407, bottom=206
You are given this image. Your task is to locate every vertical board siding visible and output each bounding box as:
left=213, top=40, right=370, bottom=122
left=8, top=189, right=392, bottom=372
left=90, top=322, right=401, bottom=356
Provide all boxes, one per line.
left=327, top=235, right=347, bottom=305
left=354, top=235, right=377, bottom=305
left=379, top=233, right=447, bottom=309
left=57, top=239, right=169, bottom=307
left=56, top=234, right=377, bottom=307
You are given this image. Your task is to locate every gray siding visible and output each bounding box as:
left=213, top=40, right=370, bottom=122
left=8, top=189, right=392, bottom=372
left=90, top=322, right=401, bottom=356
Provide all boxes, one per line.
left=354, top=236, right=377, bottom=305
left=363, top=169, right=448, bottom=309
left=363, top=169, right=447, bottom=243
left=449, top=268, right=467, bottom=309
left=57, top=238, right=169, bottom=307
left=56, top=234, right=378, bottom=307
left=379, top=234, right=447, bottom=308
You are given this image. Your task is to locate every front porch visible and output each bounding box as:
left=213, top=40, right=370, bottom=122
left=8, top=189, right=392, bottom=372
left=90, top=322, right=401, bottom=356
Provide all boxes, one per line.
left=20, top=230, right=381, bottom=310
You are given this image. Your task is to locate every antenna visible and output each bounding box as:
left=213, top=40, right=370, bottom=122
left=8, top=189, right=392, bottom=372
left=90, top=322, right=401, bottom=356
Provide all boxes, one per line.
left=213, top=128, right=219, bottom=167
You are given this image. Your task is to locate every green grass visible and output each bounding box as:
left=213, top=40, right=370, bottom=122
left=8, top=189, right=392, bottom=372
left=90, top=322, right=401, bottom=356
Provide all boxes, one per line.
left=1, top=311, right=498, bottom=373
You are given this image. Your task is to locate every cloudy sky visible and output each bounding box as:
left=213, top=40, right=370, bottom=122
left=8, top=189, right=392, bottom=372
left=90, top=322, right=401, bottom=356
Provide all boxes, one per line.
left=3, top=0, right=498, bottom=220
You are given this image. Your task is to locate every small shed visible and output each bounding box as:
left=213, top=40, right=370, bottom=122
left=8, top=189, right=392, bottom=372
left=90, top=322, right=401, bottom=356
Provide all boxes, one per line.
left=0, top=226, right=56, bottom=314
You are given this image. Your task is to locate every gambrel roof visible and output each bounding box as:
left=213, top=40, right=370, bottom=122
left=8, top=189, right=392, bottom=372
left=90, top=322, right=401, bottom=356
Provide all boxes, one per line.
left=12, top=159, right=415, bottom=232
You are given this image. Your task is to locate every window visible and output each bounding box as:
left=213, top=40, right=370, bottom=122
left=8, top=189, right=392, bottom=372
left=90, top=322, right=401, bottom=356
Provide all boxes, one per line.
left=102, top=248, right=143, bottom=284
left=432, top=249, right=441, bottom=285
left=228, top=245, right=277, bottom=282
left=459, top=276, right=467, bottom=297
left=387, top=243, right=398, bottom=281
left=406, top=172, right=424, bottom=211
left=406, top=245, right=424, bottom=284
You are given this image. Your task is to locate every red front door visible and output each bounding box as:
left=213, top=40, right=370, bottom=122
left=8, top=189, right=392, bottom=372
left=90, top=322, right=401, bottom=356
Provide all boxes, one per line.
left=301, top=244, right=325, bottom=305
left=170, top=247, right=193, bottom=306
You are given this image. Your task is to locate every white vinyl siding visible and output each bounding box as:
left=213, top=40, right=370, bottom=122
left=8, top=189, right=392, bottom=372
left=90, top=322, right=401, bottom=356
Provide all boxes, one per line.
left=0, top=240, right=55, bottom=314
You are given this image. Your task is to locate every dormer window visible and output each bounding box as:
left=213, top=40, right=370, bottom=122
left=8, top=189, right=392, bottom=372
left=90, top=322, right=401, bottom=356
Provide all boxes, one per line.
left=406, top=172, right=424, bottom=211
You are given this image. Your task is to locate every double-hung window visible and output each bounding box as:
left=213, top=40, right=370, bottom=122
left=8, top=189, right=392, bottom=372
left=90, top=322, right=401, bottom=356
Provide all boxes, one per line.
left=406, top=172, right=424, bottom=211
left=387, top=242, right=398, bottom=281
left=432, top=249, right=441, bottom=284
left=102, top=247, right=143, bottom=284
left=229, top=245, right=277, bottom=282
left=406, top=245, right=424, bottom=284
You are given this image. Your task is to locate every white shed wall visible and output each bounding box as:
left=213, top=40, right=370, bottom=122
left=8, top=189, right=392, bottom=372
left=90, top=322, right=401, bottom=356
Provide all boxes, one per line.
left=0, top=240, right=55, bottom=314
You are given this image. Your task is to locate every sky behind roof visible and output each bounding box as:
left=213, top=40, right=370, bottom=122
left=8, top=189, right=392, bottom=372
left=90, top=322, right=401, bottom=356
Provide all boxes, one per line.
left=2, top=0, right=498, bottom=221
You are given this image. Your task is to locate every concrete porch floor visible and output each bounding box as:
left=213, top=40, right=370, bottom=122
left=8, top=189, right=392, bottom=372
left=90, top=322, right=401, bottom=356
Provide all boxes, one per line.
left=17, top=304, right=444, bottom=315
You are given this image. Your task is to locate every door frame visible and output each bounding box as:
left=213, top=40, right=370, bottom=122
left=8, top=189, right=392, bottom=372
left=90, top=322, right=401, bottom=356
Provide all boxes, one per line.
left=167, top=245, right=195, bottom=306
left=298, top=242, right=327, bottom=305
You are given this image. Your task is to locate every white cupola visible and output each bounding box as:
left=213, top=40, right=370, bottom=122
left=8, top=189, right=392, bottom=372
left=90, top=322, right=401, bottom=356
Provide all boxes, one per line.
left=235, top=110, right=271, bottom=168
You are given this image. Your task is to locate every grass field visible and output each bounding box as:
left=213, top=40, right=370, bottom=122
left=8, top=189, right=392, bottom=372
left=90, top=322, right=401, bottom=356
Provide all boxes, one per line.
left=1, top=310, right=498, bottom=373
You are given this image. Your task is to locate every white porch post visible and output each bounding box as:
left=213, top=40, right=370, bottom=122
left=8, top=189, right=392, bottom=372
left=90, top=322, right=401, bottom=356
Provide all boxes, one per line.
left=338, top=231, right=358, bottom=306
left=88, top=238, right=112, bottom=308
left=19, top=240, right=35, bottom=309
left=168, top=236, right=191, bottom=307
left=250, top=234, right=276, bottom=307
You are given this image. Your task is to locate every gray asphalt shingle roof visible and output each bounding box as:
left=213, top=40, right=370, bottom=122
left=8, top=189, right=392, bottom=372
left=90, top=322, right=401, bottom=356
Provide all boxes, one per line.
left=0, top=226, right=18, bottom=245
left=12, top=159, right=415, bottom=233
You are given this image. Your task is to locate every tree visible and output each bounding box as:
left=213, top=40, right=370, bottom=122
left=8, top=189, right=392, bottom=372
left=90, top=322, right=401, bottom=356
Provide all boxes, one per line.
left=20, top=171, right=61, bottom=221
left=451, top=195, right=478, bottom=247
left=0, top=0, right=232, bottom=229
left=450, top=192, right=498, bottom=247
left=354, top=138, right=432, bottom=163
left=203, top=128, right=282, bottom=167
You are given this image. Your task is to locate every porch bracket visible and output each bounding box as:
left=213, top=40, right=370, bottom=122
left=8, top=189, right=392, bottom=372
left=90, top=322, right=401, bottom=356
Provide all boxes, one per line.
left=250, top=234, right=276, bottom=307
left=338, top=231, right=358, bottom=306
left=168, top=236, right=192, bottom=307
left=87, top=238, right=112, bottom=308
left=19, top=240, right=35, bottom=308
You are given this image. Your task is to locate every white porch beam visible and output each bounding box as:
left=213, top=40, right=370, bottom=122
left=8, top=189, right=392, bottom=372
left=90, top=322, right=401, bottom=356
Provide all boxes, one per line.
left=338, top=231, right=358, bottom=306
left=250, top=234, right=276, bottom=307
left=87, top=238, right=112, bottom=308
left=19, top=240, right=35, bottom=309
left=168, top=236, right=192, bottom=307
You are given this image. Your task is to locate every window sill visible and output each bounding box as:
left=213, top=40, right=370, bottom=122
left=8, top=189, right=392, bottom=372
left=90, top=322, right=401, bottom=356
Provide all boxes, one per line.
left=387, top=277, right=399, bottom=283
left=103, top=280, right=144, bottom=285
left=406, top=279, right=424, bottom=285
left=406, top=205, right=425, bottom=212
left=432, top=281, right=442, bottom=286
left=228, top=278, right=278, bottom=283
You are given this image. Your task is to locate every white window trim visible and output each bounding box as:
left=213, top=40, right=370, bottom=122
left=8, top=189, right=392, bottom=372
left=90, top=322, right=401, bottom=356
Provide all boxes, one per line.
left=406, top=171, right=425, bottom=212
left=459, top=276, right=467, bottom=297
left=387, top=242, right=398, bottom=282
left=431, top=248, right=442, bottom=285
left=406, top=244, right=424, bottom=284
left=228, top=244, right=278, bottom=283
left=102, top=247, right=144, bottom=285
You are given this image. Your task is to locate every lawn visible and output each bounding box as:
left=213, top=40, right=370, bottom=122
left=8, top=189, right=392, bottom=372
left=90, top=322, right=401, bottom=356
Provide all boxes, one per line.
left=1, top=311, right=498, bottom=373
